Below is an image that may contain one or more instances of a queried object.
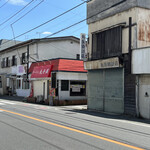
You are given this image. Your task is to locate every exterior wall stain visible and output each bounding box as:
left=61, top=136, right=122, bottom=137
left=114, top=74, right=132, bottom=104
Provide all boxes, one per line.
left=137, top=8, right=150, bottom=47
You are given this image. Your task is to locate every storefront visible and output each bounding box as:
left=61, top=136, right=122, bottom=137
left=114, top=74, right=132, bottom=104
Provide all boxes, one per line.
left=29, top=59, right=87, bottom=105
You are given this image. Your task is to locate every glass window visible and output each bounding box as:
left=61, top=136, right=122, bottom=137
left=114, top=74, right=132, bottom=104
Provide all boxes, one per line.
left=12, top=55, right=17, bottom=66
left=6, top=57, right=10, bottom=67
left=61, top=80, right=69, bottom=91
left=70, top=81, right=86, bottom=96
left=22, top=52, right=27, bottom=64
left=22, top=79, right=29, bottom=89
left=17, top=79, right=21, bottom=89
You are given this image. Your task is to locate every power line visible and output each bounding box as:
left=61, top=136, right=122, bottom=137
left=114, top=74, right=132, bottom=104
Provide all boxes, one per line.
left=1, top=0, right=127, bottom=47
left=31, top=8, right=86, bottom=38
left=0, top=0, right=9, bottom=9
left=10, top=0, right=44, bottom=44
left=44, top=0, right=127, bottom=37
left=0, top=0, right=35, bottom=26
left=11, top=0, right=44, bottom=25
left=1, top=1, right=86, bottom=46
left=0, top=0, right=37, bottom=33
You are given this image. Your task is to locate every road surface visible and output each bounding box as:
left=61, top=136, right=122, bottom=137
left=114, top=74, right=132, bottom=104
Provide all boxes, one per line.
left=0, top=98, right=150, bottom=150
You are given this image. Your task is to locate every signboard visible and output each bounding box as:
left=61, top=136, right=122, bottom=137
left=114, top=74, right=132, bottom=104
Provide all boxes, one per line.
left=71, top=85, right=82, bottom=92
left=80, top=33, right=87, bottom=61
left=84, top=57, right=121, bottom=70
left=17, top=65, right=26, bottom=75
left=31, top=65, right=53, bottom=78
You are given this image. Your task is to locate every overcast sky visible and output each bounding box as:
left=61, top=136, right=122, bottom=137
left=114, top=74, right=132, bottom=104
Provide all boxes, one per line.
left=0, top=0, right=88, bottom=41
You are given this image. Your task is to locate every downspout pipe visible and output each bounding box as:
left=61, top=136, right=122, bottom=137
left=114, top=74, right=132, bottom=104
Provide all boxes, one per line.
left=129, top=17, right=132, bottom=74
left=136, top=76, right=140, bottom=117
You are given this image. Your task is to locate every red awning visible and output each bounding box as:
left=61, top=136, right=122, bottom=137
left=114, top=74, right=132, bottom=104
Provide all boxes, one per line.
left=31, top=65, right=53, bottom=78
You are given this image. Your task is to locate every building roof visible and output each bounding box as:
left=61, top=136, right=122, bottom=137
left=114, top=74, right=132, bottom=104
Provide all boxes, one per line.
left=0, top=39, right=22, bottom=51
left=29, top=58, right=87, bottom=73
left=0, top=36, right=80, bottom=53
left=87, top=0, right=150, bottom=24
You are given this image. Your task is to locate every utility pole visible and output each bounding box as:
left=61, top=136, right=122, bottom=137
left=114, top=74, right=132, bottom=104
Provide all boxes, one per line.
left=129, top=17, right=132, bottom=74
left=27, top=45, right=29, bottom=81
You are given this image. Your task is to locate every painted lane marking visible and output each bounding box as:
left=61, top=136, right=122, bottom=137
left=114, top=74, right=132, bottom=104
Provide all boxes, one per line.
left=0, top=103, right=5, bottom=105
left=0, top=108, right=145, bottom=150
left=0, top=101, right=15, bottom=105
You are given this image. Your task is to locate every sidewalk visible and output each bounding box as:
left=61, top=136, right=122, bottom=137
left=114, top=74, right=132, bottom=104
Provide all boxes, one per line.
left=0, top=95, right=26, bottom=102
left=0, top=95, right=150, bottom=125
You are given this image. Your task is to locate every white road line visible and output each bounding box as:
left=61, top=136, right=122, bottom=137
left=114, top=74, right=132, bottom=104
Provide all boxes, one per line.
left=0, top=101, right=15, bottom=105
left=0, top=103, right=5, bottom=105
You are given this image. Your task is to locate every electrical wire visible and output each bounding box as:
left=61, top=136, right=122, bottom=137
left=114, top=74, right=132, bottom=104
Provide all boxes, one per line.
left=0, top=1, right=86, bottom=46
left=1, top=0, right=127, bottom=47
left=10, top=0, right=44, bottom=48
left=0, top=0, right=9, bottom=9
left=11, top=0, right=44, bottom=25
left=0, top=0, right=35, bottom=26
left=29, top=8, right=86, bottom=39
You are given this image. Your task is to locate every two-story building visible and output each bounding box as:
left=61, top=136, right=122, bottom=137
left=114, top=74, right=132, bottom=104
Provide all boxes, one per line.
left=0, top=36, right=80, bottom=97
left=84, top=0, right=150, bottom=118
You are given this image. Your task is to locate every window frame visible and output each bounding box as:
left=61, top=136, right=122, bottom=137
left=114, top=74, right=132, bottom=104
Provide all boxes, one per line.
left=61, top=80, right=69, bottom=91
left=92, top=26, right=122, bottom=60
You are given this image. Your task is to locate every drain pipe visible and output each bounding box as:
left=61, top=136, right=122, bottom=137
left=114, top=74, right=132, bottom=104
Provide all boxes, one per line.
left=136, top=75, right=140, bottom=117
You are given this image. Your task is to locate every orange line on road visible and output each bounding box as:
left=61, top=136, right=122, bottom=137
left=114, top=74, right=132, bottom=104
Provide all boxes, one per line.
left=0, top=108, right=145, bottom=150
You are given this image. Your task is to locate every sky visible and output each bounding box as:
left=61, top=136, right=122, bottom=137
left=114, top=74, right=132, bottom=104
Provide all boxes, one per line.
left=0, top=0, right=88, bottom=41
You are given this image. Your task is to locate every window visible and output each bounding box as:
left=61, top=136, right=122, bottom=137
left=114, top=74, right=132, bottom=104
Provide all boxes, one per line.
left=76, top=54, right=80, bottom=60
left=6, top=57, right=10, bottom=67
left=22, top=79, right=29, bottom=89
left=92, top=26, right=122, bottom=60
left=70, top=81, right=86, bottom=96
left=61, top=80, right=69, bottom=91
left=17, top=79, right=21, bottom=89
left=0, top=76, right=2, bottom=88
left=12, top=55, right=17, bottom=66
left=52, top=73, right=56, bottom=88
left=21, top=52, right=27, bottom=64
left=1, top=58, right=5, bottom=68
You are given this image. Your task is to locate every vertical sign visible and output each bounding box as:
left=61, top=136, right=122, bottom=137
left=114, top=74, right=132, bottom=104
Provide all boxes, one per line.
left=80, top=33, right=87, bottom=61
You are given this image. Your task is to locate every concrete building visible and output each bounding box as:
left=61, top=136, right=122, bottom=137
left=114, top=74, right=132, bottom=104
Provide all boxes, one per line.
left=0, top=39, right=21, bottom=51
left=84, top=0, right=150, bottom=118
left=0, top=36, right=80, bottom=97
left=29, top=58, right=87, bottom=105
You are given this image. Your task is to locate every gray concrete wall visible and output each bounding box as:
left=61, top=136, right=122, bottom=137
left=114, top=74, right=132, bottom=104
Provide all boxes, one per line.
left=87, top=0, right=150, bottom=24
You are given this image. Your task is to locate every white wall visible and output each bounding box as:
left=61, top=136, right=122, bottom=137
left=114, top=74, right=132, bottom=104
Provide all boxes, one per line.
left=56, top=72, right=87, bottom=80
left=33, top=80, right=48, bottom=99
left=38, top=40, right=79, bottom=60
left=58, top=80, right=87, bottom=101
left=139, top=75, right=150, bottom=119
left=132, top=47, right=150, bottom=74
left=57, top=72, right=87, bottom=101
left=16, top=89, right=30, bottom=97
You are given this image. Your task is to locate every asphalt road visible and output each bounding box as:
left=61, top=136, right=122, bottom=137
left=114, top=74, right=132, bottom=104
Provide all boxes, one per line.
left=0, top=98, right=150, bottom=150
